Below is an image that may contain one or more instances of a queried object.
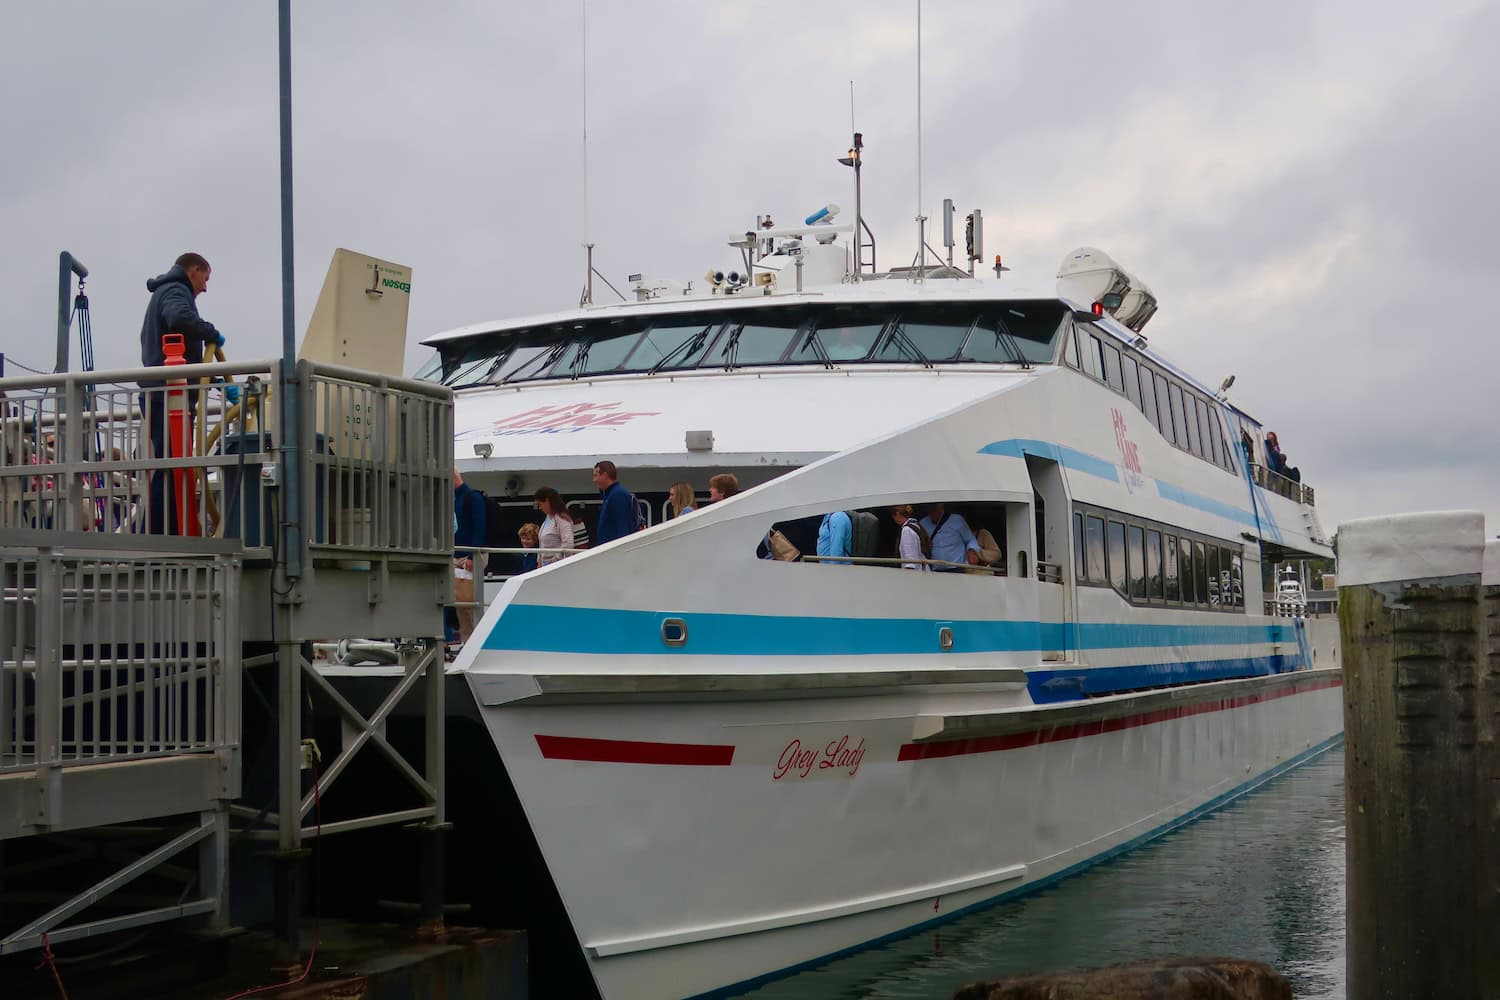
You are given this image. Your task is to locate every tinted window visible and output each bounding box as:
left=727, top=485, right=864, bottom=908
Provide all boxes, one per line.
left=1180, top=537, right=1196, bottom=603
left=719, top=313, right=804, bottom=366
left=1193, top=396, right=1211, bottom=460
left=1155, top=373, right=1175, bottom=444
left=1063, top=327, right=1080, bottom=369
left=961, top=321, right=1020, bottom=363
left=992, top=304, right=1072, bottom=363
left=1073, top=512, right=1085, bottom=580
left=1213, top=409, right=1233, bottom=469
left=628, top=318, right=722, bottom=371
left=801, top=307, right=887, bottom=362
left=1206, top=546, right=1221, bottom=605
left=1202, top=400, right=1221, bottom=466
left=1182, top=390, right=1201, bottom=456
left=1194, top=540, right=1209, bottom=606
left=440, top=341, right=506, bottom=386
left=1127, top=524, right=1146, bottom=600
left=1169, top=383, right=1190, bottom=452
left=1107, top=520, right=1127, bottom=594
left=1103, top=344, right=1124, bottom=393
left=1139, top=365, right=1160, bottom=432
left=880, top=310, right=972, bottom=362
left=1086, top=515, right=1106, bottom=582
left=494, top=339, right=566, bottom=383
left=556, top=322, right=646, bottom=376
left=1165, top=535, right=1181, bottom=602
left=1082, top=335, right=1103, bottom=380
left=1146, top=528, right=1163, bottom=600
left=1231, top=552, right=1244, bottom=606
left=1122, top=356, right=1142, bottom=410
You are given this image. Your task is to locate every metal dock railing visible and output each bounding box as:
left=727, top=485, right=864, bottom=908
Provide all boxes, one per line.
left=0, top=357, right=454, bottom=958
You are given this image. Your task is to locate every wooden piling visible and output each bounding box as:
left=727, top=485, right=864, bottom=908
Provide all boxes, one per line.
left=1338, top=511, right=1495, bottom=1000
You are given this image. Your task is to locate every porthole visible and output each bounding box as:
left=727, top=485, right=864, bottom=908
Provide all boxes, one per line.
left=661, top=617, right=688, bottom=647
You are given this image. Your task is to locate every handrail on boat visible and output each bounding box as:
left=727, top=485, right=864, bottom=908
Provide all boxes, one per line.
left=1250, top=462, right=1316, bottom=507
left=800, top=553, right=1009, bottom=574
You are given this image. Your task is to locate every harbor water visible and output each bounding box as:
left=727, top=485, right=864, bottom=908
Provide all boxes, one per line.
left=745, top=745, right=1346, bottom=999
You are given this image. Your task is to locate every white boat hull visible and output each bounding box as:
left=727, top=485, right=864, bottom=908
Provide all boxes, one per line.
left=472, top=663, right=1342, bottom=1000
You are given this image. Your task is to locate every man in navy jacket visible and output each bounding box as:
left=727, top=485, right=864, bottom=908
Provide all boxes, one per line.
left=592, top=460, right=637, bottom=545
left=138, top=253, right=225, bottom=533
left=139, top=253, right=224, bottom=378
left=450, top=469, right=489, bottom=644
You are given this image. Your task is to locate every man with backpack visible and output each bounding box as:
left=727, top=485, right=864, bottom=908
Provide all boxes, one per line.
left=919, top=502, right=982, bottom=570
left=816, top=510, right=853, bottom=565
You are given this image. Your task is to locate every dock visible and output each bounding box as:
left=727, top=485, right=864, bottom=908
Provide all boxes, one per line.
left=0, top=354, right=500, bottom=995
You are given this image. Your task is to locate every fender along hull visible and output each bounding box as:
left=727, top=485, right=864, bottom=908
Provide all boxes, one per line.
left=468, top=665, right=1343, bottom=1000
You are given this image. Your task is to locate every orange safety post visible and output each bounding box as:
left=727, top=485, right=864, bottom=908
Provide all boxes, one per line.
left=161, top=333, right=201, bottom=536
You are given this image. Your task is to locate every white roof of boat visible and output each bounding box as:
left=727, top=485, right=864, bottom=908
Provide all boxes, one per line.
left=422, top=272, right=1063, bottom=347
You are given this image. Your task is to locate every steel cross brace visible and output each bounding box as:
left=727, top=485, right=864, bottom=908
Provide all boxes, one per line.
left=295, top=643, right=440, bottom=822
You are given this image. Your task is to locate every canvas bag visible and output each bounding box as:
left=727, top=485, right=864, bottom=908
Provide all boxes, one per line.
left=767, top=528, right=801, bottom=561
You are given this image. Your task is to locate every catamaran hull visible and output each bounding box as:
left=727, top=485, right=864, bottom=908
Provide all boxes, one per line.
left=472, top=665, right=1343, bottom=1000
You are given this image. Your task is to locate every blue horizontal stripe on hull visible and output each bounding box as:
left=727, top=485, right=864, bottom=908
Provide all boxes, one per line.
left=1026, top=655, right=1291, bottom=703
left=483, top=605, right=1296, bottom=657
left=976, top=437, right=1265, bottom=531
left=977, top=438, right=1120, bottom=483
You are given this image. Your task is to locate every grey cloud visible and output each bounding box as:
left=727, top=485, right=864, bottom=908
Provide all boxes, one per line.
left=1, top=0, right=1494, bottom=531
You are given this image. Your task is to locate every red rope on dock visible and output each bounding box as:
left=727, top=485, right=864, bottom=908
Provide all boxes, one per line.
left=35, top=931, right=69, bottom=1000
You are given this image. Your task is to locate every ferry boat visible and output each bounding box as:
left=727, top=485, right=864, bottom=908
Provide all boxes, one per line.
left=417, top=196, right=1342, bottom=999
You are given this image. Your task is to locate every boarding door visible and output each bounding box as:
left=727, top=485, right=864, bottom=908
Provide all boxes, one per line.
left=1024, top=454, right=1072, bottom=662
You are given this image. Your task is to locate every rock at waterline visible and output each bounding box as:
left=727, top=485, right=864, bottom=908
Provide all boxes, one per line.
left=952, top=957, right=1292, bottom=1000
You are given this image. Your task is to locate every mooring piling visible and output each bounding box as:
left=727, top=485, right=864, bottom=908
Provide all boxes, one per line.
left=1339, top=510, right=1499, bottom=999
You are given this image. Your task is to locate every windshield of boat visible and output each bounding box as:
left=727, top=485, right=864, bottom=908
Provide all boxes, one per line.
left=421, top=299, right=1070, bottom=388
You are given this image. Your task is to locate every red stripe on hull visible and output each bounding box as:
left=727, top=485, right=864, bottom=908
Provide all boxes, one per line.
left=535, top=734, right=736, bottom=766
left=898, top=678, right=1342, bottom=762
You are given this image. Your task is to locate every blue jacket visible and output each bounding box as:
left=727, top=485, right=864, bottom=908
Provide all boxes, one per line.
left=454, top=482, right=487, bottom=558
left=139, top=266, right=222, bottom=386
left=817, top=511, right=852, bottom=564
left=596, top=481, right=636, bottom=545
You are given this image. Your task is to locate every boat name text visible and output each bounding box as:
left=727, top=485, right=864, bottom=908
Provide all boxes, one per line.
left=773, top=735, right=866, bottom=781
left=461, top=402, right=663, bottom=439
left=1112, top=407, right=1146, bottom=494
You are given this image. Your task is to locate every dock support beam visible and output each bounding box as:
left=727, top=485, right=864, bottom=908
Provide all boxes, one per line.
left=420, top=640, right=447, bottom=925
left=273, top=634, right=306, bottom=955
left=1339, top=511, right=1500, bottom=999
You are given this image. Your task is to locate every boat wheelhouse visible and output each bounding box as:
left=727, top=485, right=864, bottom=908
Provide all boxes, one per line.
left=413, top=210, right=1340, bottom=1000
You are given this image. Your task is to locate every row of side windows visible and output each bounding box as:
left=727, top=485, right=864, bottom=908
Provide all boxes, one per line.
left=1072, top=506, right=1245, bottom=612
left=1063, top=325, right=1237, bottom=474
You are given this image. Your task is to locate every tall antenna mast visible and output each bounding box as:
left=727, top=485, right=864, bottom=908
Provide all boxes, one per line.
left=912, top=0, right=927, bottom=282
left=580, top=0, right=594, bottom=306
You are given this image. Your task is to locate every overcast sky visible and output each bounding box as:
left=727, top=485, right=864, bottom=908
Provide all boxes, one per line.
left=2, top=1, right=1496, bottom=534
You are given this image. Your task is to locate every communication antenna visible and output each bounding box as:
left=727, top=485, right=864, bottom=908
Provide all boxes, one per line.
left=911, top=0, right=927, bottom=282
left=579, top=0, right=594, bottom=306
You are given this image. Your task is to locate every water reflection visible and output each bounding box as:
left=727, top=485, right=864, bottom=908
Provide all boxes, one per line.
left=744, top=746, right=1345, bottom=1000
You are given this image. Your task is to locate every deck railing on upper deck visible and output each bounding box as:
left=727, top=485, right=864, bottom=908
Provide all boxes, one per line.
left=0, top=359, right=452, bottom=562
left=1250, top=463, right=1316, bottom=506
